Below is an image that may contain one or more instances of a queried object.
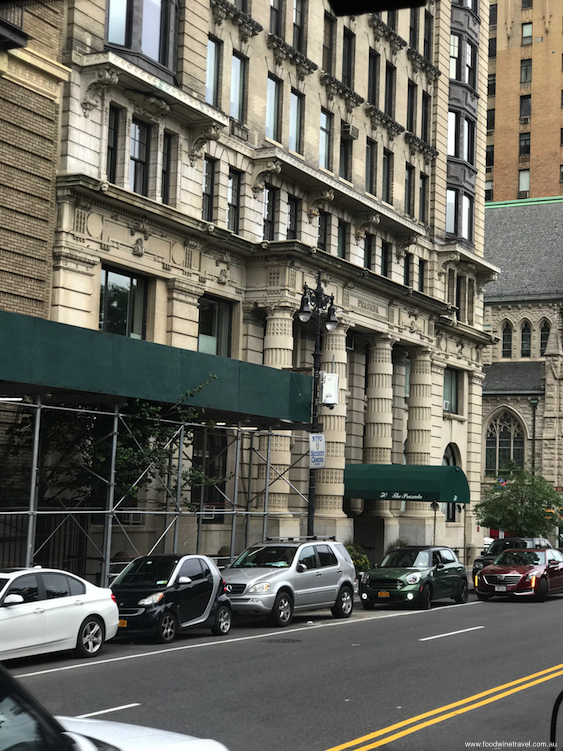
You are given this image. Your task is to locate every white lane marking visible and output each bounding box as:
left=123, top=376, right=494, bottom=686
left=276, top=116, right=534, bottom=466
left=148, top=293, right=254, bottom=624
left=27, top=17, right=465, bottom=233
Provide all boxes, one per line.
left=419, top=625, right=485, bottom=641
left=14, top=600, right=482, bottom=680
left=77, top=703, right=140, bottom=718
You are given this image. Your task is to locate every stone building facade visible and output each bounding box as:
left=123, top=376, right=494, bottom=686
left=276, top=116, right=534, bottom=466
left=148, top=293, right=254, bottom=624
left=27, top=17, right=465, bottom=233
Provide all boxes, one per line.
left=1, top=0, right=497, bottom=568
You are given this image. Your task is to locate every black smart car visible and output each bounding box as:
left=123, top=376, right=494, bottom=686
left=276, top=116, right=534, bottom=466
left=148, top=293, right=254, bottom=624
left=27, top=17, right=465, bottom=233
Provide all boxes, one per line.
left=112, top=554, right=232, bottom=643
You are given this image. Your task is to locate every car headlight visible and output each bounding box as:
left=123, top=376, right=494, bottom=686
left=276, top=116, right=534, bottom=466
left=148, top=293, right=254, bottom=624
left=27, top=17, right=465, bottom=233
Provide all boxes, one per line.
left=473, top=561, right=484, bottom=570
left=248, top=582, right=271, bottom=594
left=138, top=592, right=164, bottom=606
left=525, top=571, right=539, bottom=583
left=406, top=572, right=421, bottom=585
left=361, top=573, right=369, bottom=584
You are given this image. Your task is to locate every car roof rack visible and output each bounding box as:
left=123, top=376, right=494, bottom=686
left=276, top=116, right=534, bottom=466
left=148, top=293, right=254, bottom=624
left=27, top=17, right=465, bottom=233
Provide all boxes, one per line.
left=263, top=536, right=337, bottom=542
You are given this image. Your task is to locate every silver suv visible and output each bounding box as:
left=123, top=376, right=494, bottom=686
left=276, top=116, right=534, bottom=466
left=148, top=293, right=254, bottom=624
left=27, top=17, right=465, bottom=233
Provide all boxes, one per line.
left=221, top=538, right=355, bottom=627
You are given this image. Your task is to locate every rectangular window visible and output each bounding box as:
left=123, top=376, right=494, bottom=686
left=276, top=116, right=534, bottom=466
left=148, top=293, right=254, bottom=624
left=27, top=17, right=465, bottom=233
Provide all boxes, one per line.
left=489, top=37, right=497, bottom=59
left=488, top=74, right=496, bottom=96
left=202, top=156, right=216, bottom=222
left=490, top=3, right=497, bottom=24
left=382, top=148, right=393, bottom=204
left=464, top=118, right=475, bottom=164
left=486, top=144, right=494, bottom=167
left=367, top=49, right=379, bottom=105
left=446, top=188, right=457, bottom=234
left=161, top=131, right=172, bottom=205
left=342, top=28, right=355, bottom=89
left=318, top=210, right=329, bottom=250
left=461, top=193, right=473, bottom=241
left=227, top=169, right=241, bottom=233
left=266, top=75, right=281, bottom=141
left=320, top=109, right=332, bottom=169
left=403, top=252, right=412, bottom=286
left=421, top=92, right=431, bottom=143
left=409, top=7, right=419, bottom=49
left=448, top=111, right=459, bottom=157
left=340, top=127, right=352, bottom=181
left=387, top=9, right=397, bottom=30
left=293, top=0, right=304, bottom=52
left=559, top=165, right=563, bottom=182
left=364, top=233, right=374, bottom=269
left=423, top=11, right=433, bottom=61
left=107, top=0, right=129, bottom=45
left=443, top=368, right=459, bottom=414
left=419, top=173, right=428, bottom=223
left=418, top=258, right=426, bottom=292
left=519, top=132, right=531, bottom=156
left=198, top=296, right=232, bottom=357
left=407, top=80, right=417, bottom=133
left=129, top=118, right=150, bottom=196
left=270, top=0, right=282, bottom=37
left=485, top=180, right=493, bottom=201
left=521, top=58, right=532, bottom=82
left=323, top=14, right=336, bottom=74
left=263, top=184, right=278, bottom=241
left=405, top=163, right=415, bottom=217
left=522, top=0, right=533, bottom=7
left=520, top=94, right=531, bottom=118
left=206, top=37, right=221, bottom=106
left=487, top=108, right=495, bottom=131
left=141, top=0, right=172, bottom=65
left=561, top=127, right=563, bottom=146
left=289, top=90, right=303, bottom=153
left=99, top=266, right=147, bottom=339
left=337, top=219, right=349, bottom=259
left=107, top=105, right=120, bottom=183
left=465, top=41, right=476, bottom=89
left=365, top=138, right=376, bottom=195
left=522, top=22, right=532, bottom=44
left=384, top=62, right=395, bottom=117
left=381, top=241, right=391, bottom=277
left=449, top=34, right=461, bottom=80
left=287, top=195, right=300, bottom=240
left=230, top=54, right=246, bottom=121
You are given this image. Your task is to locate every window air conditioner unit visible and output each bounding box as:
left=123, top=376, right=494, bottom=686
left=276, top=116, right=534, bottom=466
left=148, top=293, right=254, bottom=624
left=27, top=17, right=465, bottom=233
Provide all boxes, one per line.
left=443, top=400, right=450, bottom=411
left=486, top=166, right=493, bottom=173
left=341, top=124, right=359, bottom=140
left=517, top=190, right=530, bottom=199
left=520, top=116, right=530, bottom=124
left=118, top=512, right=143, bottom=525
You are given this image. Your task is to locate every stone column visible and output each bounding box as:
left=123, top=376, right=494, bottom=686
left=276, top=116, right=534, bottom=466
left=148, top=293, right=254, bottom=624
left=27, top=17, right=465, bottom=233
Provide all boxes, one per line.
left=391, top=350, right=409, bottom=464
left=165, top=279, right=200, bottom=350
left=364, top=335, right=395, bottom=465
left=405, top=347, right=433, bottom=466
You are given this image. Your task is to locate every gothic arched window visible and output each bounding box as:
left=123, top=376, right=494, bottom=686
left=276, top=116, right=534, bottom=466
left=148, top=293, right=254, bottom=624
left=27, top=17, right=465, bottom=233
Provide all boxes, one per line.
left=502, top=323, right=512, bottom=358
left=485, top=412, right=524, bottom=477
left=521, top=322, right=531, bottom=358
left=540, top=322, right=551, bottom=356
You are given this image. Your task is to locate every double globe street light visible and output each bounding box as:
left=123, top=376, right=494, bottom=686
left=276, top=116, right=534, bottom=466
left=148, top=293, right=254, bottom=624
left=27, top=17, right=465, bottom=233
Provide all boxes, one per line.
left=298, top=270, right=338, bottom=536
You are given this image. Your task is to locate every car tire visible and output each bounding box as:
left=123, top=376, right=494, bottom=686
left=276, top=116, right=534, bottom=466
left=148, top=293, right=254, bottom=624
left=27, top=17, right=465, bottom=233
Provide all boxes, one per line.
left=331, top=586, right=354, bottom=618
left=211, top=605, right=232, bottom=636
left=454, top=580, right=469, bottom=604
left=418, top=584, right=432, bottom=610
left=75, top=616, right=104, bottom=658
left=534, top=577, right=548, bottom=602
left=155, top=611, right=178, bottom=643
left=268, top=591, right=293, bottom=627
left=361, top=600, right=375, bottom=611
left=476, top=593, right=491, bottom=601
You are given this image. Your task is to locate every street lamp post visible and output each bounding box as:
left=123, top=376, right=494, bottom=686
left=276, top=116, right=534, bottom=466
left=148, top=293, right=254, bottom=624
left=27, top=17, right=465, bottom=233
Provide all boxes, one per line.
left=298, top=270, right=338, bottom=536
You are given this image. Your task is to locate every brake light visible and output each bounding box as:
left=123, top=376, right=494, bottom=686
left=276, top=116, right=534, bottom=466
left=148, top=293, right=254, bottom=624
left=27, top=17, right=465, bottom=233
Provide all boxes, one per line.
left=111, top=593, right=117, bottom=604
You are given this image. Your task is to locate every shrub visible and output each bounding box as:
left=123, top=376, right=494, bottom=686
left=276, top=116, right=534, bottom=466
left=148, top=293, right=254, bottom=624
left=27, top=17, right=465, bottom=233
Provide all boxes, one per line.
left=344, top=539, right=371, bottom=572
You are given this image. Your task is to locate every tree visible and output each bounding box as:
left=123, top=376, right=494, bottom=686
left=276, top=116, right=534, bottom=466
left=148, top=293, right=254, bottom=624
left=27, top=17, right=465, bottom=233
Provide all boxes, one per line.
left=474, top=463, right=560, bottom=538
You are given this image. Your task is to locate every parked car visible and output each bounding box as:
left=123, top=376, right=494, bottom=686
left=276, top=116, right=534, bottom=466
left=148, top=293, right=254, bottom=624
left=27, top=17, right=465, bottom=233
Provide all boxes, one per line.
left=359, top=546, right=469, bottom=610
left=0, top=566, right=118, bottom=661
left=475, top=548, right=563, bottom=601
left=111, top=554, right=231, bottom=643
left=472, top=537, right=552, bottom=584
left=221, top=538, right=356, bottom=626
left=0, top=663, right=230, bottom=750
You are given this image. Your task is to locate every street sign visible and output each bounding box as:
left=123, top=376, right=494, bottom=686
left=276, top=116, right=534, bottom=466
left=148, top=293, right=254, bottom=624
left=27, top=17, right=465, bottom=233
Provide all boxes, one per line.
left=309, top=433, right=326, bottom=469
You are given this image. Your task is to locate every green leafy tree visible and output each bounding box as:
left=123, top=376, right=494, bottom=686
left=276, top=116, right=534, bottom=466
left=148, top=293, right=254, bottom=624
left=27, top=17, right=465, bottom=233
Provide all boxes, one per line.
left=474, top=463, right=560, bottom=538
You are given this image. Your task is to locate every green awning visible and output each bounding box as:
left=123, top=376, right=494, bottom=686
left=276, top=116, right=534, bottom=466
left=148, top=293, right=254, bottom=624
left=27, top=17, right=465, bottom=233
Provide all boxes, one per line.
left=344, top=464, right=470, bottom=504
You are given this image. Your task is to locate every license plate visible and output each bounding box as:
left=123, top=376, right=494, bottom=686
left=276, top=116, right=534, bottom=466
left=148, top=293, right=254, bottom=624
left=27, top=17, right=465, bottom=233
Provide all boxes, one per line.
left=118, top=619, right=128, bottom=627
left=494, top=585, right=507, bottom=592
left=378, top=591, right=390, bottom=598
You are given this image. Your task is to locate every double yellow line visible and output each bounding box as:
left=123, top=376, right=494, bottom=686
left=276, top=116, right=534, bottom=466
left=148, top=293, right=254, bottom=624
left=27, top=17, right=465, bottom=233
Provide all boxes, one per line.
left=326, top=663, right=563, bottom=750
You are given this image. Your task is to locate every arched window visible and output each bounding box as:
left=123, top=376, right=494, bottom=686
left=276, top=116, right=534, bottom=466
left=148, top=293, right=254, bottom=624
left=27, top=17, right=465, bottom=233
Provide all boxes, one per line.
left=521, top=322, right=531, bottom=358
left=502, top=323, right=512, bottom=358
left=485, top=412, right=524, bottom=477
left=540, top=321, right=551, bottom=356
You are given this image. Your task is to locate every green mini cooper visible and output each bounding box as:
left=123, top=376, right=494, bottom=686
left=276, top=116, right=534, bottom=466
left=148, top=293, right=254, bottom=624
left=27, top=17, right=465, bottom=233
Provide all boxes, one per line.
left=359, top=545, right=469, bottom=610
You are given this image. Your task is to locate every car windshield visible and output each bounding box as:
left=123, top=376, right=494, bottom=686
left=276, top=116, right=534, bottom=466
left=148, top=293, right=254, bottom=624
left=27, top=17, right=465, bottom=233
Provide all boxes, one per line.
left=0, top=576, right=9, bottom=595
left=494, top=551, right=545, bottom=567
left=231, top=546, right=297, bottom=568
left=112, top=557, right=180, bottom=587
left=486, top=539, right=525, bottom=555
left=380, top=550, right=430, bottom=568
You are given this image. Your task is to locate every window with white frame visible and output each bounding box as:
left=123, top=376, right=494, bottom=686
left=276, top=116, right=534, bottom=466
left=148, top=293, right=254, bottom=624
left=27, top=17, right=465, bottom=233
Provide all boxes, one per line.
left=263, top=184, right=278, bottom=241
left=198, top=295, right=232, bottom=357
left=100, top=265, right=147, bottom=339
left=485, top=412, right=524, bottom=476
left=230, top=53, right=246, bottom=121
left=320, top=109, right=332, bottom=169
left=443, top=368, right=460, bottom=414
left=129, top=119, right=150, bottom=196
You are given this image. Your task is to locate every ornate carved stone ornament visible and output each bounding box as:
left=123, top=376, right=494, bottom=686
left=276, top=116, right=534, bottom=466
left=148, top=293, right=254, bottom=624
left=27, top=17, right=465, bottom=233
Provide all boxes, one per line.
left=396, top=235, right=417, bottom=261
left=355, top=212, right=381, bottom=243
left=437, top=250, right=461, bottom=278
left=406, top=48, right=441, bottom=83
left=128, top=219, right=150, bottom=240
left=210, top=0, right=263, bottom=43
left=188, top=122, right=224, bottom=166
left=125, top=91, right=171, bottom=120
left=82, top=67, right=119, bottom=117
left=367, top=14, right=408, bottom=55
left=365, top=104, right=405, bottom=140
left=319, top=72, right=364, bottom=113
left=477, top=270, right=499, bottom=294
left=251, top=158, right=282, bottom=197
left=307, top=188, right=335, bottom=223
left=404, top=131, right=439, bottom=164
left=266, top=34, right=318, bottom=80
left=132, top=238, right=144, bottom=256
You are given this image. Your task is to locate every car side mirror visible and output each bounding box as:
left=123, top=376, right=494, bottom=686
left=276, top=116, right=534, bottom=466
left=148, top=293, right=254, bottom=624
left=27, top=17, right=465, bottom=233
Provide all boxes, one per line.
left=296, top=563, right=307, bottom=573
left=435, top=563, right=445, bottom=570
left=548, top=560, right=557, bottom=567
left=177, top=576, right=192, bottom=585
left=3, top=594, right=24, bottom=606
left=481, top=549, right=487, bottom=556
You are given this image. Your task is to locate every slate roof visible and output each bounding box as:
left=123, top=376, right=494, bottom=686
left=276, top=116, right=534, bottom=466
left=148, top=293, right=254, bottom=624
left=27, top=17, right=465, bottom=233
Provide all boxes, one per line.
left=482, top=361, right=544, bottom=393
left=484, top=199, right=563, bottom=303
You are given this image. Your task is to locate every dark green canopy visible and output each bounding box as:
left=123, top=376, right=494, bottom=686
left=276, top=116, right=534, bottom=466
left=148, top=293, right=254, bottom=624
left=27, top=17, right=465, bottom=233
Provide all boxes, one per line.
left=344, top=464, right=470, bottom=504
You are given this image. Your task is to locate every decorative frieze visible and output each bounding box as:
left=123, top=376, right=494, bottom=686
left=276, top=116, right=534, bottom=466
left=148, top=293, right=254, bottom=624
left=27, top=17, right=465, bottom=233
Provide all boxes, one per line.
left=266, top=34, right=318, bottom=80
left=210, top=0, right=263, bottom=42
left=365, top=104, right=405, bottom=139
left=319, top=72, right=365, bottom=112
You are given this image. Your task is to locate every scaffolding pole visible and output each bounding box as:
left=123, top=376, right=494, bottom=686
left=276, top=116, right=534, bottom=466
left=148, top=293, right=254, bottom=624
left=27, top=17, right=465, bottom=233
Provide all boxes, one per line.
left=228, top=424, right=242, bottom=563
left=101, top=405, right=119, bottom=587
left=262, top=427, right=272, bottom=542
left=25, top=396, right=42, bottom=568
left=245, top=430, right=254, bottom=549
left=173, top=423, right=184, bottom=554
left=196, top=426, right=207, bottom=554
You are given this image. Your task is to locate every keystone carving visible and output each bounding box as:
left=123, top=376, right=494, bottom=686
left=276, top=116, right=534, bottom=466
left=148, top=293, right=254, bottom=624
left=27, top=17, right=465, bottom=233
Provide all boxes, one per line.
left=82, top=67, right=119, bottom=117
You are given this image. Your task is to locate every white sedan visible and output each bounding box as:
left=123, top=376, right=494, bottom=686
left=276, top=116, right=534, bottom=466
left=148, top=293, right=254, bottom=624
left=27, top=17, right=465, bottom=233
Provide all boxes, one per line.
left=0, top=566, right=118, bottom=661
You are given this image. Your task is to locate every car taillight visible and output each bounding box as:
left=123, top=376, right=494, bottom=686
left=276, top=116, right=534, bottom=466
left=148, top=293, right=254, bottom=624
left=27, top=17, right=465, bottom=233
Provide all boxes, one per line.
left=111, top=593, right=117, bottom=604
left=221, top=579, right=227, bottom=594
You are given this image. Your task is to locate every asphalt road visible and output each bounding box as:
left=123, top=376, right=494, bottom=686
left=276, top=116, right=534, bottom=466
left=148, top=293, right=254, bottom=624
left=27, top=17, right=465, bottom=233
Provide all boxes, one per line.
left=5, top=592, right=563, bottom=751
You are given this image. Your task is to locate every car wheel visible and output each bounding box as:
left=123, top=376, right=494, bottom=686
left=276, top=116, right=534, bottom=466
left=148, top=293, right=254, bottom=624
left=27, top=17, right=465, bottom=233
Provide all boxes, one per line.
left=211, top=605, right=232, bottom=636
left=361, top=600, right=375, bottom=611
left=331, top=586, right=354, bottom=618
left=454, top=580, right=469, bottom=604
left=75, top=616, right=104, bottom=658
left=534, top=577, right=548, bottom=602
left=268, top=591, right=293, bottom=627
left=155, top=611, right=178, bottom=643
left=418, top=584, right=432, bottom=610
left=476, top=593, right=491, bottom=601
